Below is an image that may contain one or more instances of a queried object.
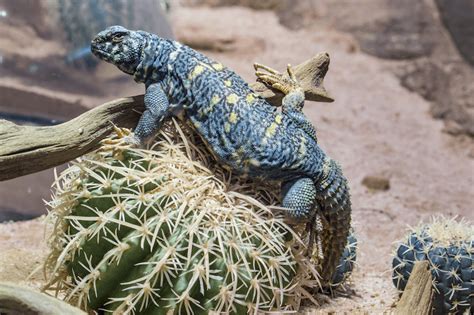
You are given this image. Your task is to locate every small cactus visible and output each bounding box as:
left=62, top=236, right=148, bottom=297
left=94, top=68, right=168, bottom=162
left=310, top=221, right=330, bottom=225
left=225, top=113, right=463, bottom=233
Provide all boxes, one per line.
left=392, top=216, right=473, bottom=314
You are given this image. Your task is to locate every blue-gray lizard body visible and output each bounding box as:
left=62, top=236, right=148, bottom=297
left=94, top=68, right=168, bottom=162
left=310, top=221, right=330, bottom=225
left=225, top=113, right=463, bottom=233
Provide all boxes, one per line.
left=91, top=25, right=351, bottom=283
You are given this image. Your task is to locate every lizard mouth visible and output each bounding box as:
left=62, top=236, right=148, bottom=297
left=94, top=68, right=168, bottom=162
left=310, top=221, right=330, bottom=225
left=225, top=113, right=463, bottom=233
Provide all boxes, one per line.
left=90, top=46, right=112, bottom=61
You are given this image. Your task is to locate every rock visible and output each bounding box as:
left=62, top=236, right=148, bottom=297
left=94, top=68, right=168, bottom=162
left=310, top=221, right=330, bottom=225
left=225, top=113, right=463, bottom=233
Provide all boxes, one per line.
left=395, top=59, right=474, bottom=137
left=0, top=1, right=53, bottom=39
left=175, top=30, right=265, bottom=54
left=274, top=0, right=319, bottom=31
left=362, top=176, right=390, bottom=191
left=256, top=0, right=437, bottom=59
left=180, top=0, right=318, bottom=31
left=181, top=0, right=281, bottom=10
left=395, top=59, right=447, bottom=102
left=435, top=0, right=474, bottom=67
left=442, top=120, right=466, bottom=136
left=351, top=1, right=436, bottom=59
left=1, top=0, right=173, bottom=70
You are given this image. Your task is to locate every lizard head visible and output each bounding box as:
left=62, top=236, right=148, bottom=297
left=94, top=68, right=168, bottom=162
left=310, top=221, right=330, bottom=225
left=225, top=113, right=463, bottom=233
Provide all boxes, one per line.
left=91, top=25, right=144, bottom=75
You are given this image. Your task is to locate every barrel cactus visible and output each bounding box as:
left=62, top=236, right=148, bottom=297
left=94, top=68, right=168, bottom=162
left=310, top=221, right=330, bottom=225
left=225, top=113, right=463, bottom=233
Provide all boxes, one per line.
left=392, top=216, right=473, bottom=314
left=44, top=122, right=327, bottom=314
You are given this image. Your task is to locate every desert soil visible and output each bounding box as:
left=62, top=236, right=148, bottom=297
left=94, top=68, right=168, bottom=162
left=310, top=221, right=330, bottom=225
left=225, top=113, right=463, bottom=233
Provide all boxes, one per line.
left=0, top=4, right=473, bottom=314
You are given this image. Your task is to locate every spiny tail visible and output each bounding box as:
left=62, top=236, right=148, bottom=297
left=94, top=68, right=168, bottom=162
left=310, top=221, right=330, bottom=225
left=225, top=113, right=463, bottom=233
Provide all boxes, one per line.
left=315, top=157, right=352, bottom=284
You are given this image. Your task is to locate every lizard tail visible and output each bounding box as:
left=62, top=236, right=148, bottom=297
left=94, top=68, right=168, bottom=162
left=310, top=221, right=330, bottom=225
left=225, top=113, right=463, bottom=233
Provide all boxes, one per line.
left=315, top=157, right=352, bottom=284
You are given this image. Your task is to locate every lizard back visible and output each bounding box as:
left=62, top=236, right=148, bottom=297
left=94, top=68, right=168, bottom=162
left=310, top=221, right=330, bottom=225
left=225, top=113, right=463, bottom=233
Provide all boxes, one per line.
left=134, top=34, right=326, bottom=181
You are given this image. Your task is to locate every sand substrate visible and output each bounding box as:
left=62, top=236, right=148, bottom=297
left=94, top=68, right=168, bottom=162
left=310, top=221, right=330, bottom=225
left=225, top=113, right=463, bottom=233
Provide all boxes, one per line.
left=0, top=5, right=473, bottom=314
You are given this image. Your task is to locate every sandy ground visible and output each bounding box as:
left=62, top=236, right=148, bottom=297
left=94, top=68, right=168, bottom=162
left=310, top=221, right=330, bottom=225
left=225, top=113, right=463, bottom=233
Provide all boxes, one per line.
left=0, top=5, right=473, bottom=314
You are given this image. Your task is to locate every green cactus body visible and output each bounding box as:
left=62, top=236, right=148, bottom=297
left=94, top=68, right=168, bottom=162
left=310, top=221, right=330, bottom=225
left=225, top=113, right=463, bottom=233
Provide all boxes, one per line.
left=45, top=132, right=298, bottom=314
left=392, top=217, right=473, bottom=314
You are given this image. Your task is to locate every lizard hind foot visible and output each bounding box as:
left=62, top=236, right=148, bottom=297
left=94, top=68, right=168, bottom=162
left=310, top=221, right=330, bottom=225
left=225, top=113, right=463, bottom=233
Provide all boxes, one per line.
left=254, top=63, right=301, bottom=95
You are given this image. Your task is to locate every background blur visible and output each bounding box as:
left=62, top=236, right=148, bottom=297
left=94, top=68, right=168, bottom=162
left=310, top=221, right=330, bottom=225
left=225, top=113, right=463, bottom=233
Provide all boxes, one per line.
left=0, top=0, right=472, bottom=311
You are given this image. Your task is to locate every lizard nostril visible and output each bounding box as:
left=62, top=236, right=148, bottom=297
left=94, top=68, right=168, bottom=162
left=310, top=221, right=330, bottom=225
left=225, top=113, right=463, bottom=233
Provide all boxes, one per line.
left=91, top=37, right=103, bottom=45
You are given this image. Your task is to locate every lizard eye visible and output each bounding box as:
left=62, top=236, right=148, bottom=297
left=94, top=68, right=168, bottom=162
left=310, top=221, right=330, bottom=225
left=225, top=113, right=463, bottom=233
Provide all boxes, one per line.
left=112, top=34, right=124, bottom=43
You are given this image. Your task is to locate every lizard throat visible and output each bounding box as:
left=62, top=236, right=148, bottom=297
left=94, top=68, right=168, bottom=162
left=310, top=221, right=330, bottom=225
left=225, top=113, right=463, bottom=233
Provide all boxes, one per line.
left=133, top=36, right=169, bottom=84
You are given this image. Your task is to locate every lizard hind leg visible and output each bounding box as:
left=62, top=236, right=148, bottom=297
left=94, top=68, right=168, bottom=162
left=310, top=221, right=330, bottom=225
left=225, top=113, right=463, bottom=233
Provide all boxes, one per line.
left=281, top=177, right=317, bottom=223
left=281, top=177, right=319, bottom=254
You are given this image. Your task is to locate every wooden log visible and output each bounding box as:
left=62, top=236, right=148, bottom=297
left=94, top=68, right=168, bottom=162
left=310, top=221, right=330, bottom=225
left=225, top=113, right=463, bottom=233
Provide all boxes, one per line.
left=0, top=54, right=332, bottom=181
left=0, top=282, right=86, bottom=314
left=395, top=261, right=433, bottom=315
left=0, top=96, right=144, bottom=181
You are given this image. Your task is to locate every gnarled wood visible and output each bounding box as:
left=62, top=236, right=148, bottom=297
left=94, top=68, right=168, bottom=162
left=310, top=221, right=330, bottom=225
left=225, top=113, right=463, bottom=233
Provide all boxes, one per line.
left=0, top=282, right=86, bottom=315
left=0, top=54, right=332, bottom=181
left=0, top=96, right=144, bottom=181
left=395, top=261, right=433, bottom=315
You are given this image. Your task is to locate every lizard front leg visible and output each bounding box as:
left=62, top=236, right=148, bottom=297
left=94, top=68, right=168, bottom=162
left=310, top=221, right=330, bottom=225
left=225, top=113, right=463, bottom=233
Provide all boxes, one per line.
left=134, top=83, right=171, bottom=145
left=255, top=64, right=318, bottom=143
left=104, top=83, right=170, bottom=148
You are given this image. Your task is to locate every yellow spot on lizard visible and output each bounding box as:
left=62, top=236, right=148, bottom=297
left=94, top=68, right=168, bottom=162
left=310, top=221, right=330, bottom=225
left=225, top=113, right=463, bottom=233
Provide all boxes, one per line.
left=298, top=136, right=307, bottom=156
left=224, top=80, right=232, bottom=87
left=226, top=93, right=239, bottom=104
left=246, top=93, right=256, bottom=103
left=224, top=122, right=231, bottom=133
left=212, top=63, right=224, bottom=71
left=265, top=122, right=278, bottom=138
left=189, top=65, right=205, bottom=79
left=210, top=95, right=221, bottom=107
left=275, top=114, right=282, bottom=124
left=229, top=112, right=238, bottom=124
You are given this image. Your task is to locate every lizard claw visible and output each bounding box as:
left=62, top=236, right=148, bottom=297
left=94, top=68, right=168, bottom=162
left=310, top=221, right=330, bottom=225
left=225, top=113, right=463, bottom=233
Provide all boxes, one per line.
left=112, top=125, right=132, bottom=138
left=286, top=64, right=297, bottom=81
left=101, top=127, right=141, bottom=153
left=254, top=62, right=280, bottom=75
left=102, top=135, right=140, bottom=147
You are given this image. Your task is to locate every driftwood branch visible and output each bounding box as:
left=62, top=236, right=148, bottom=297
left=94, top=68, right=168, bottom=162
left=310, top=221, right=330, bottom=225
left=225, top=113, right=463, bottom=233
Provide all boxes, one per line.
left=395, top=261, right=433, bottom=315
left=0, top=96, right=144, bottom=181
left=0, top=282, right=86, bottom=314
left=0, top=54, right=332, bottom=181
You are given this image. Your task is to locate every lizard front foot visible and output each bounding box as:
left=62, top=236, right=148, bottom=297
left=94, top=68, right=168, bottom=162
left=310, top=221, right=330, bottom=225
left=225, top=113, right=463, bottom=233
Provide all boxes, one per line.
left=254, top=63, right=301, bottom=95
left=101, top=126, right=141, bottom=152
